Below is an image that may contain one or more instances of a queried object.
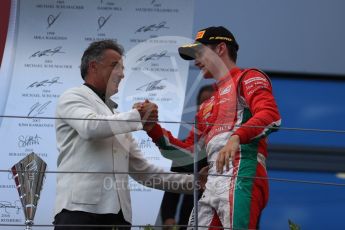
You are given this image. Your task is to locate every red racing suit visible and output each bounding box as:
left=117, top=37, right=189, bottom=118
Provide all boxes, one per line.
left=147, top=67, right=281, bottom=229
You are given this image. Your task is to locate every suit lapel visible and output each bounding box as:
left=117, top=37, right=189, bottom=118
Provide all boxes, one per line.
left=81, top=85, right=113, bottom=115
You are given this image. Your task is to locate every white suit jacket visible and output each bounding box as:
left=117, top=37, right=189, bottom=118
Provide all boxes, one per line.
left=54, top=85, right=193, bottom=223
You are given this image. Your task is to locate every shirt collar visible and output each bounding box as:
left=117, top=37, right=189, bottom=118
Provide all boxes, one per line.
left=214, top=67, right=241, bottom=89
left=83, top=83, right=105, bottom=102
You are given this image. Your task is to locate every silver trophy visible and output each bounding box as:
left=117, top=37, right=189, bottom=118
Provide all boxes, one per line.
left=11, top=152, right=47, bottom=230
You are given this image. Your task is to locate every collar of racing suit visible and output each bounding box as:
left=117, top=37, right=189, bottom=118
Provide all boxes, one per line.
left=213, top=66, right=242, bottom=91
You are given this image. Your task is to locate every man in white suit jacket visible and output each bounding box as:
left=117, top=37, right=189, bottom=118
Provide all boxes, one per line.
left=53, top=40, right=197, bottom=230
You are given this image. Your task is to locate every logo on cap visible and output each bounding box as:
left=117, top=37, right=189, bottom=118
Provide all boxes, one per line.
left=209, top=36, right=233, bottom=42
left=195, top=30, right=205, bottom=40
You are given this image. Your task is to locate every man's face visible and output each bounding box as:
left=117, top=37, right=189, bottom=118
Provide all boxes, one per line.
left=97, top=49, right=124, bottom=97
left=194, top=44, right=219, bottom=79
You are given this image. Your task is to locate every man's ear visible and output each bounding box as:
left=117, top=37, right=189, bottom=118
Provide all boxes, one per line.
left=217, top=42, right=227, bottom=56
left=89, top=60, right=98, bottom=73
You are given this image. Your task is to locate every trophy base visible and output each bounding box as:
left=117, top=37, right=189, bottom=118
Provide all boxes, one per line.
left=25, top=220, right=33, bottom=230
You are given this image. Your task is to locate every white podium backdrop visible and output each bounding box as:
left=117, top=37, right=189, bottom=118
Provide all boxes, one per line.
left=0, top=0, right=194, bottom=228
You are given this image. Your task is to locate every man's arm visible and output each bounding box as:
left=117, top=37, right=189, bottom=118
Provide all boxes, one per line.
left=233, top=70, right=281, bottom=143
left=145, top=123, right=206, bottom=168
left=161, top=192, right=180, bottom=223
left=56, top=89, right=143, bottom=139
left=217, top=71, right=281, bottom=173
left=127, top=133, right=195, bottom=194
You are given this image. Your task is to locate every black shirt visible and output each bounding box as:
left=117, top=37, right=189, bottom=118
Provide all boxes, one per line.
left=84, top=83, right=105, bottom=102
left=84, top=83, right=118, bottom=109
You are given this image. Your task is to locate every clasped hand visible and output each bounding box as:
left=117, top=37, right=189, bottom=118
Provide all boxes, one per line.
left=133, top=99, right=158, bottom=130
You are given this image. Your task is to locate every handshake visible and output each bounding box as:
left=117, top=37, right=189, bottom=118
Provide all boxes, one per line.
left=133, top=99, right=158, bottom=131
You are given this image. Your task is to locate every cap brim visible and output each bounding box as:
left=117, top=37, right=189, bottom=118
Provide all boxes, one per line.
left=178, top=43, right=202, bottom=60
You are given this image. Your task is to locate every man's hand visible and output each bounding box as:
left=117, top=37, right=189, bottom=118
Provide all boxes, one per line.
left=198, top=165, right=209, bottom=191
left=133, top=100, right=158, bottom=131
left=132, top=102, right=142, bottom=110
left=163, top=218, right=176, bottom=230
left=216, top=135, right=240, bottom=174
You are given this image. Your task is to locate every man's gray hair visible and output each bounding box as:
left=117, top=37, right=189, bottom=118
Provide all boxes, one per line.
left=80, top=39, right=124, bottom=80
